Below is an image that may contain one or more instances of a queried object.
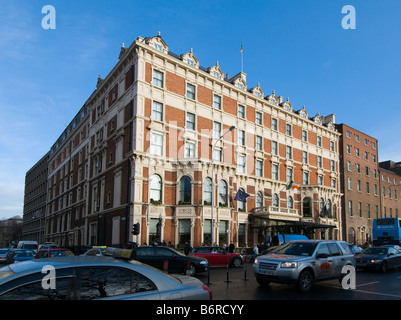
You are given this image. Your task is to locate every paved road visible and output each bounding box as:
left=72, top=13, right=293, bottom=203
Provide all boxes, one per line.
left=195, top=262, right=401, bottom=300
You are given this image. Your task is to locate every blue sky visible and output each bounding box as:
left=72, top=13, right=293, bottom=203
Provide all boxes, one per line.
left=1, top=0, right=400, bottom=219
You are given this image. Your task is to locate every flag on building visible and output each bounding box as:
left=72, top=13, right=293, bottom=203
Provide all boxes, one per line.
left=286, top=180, right=299, bottom=190
left=234, top=188, right=250, bottom=202
left=240, top=43, right=243, bottom=53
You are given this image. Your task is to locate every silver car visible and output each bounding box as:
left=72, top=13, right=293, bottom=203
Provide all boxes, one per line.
left=253, top=240, right=355, bottom=292
left=0, top=256, right=212, bottom=300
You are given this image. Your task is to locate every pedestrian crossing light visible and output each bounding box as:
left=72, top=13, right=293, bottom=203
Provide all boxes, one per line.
left=132, top=223, right=140, bottom=235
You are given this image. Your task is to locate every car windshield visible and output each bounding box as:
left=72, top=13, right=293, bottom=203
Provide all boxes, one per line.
left=0, top=250, right=9, bottom=254
left=14, top=250, right=34, bottom=257
left=363, top=247, right=388, bottom=255
left=274, top=242, right=317, bottom=256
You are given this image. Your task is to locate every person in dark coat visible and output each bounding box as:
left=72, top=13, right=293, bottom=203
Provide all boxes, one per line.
left=184, top=242, right=192, bottom=255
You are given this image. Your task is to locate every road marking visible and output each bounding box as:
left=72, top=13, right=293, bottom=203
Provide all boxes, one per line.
left=356, top=281, right=379, bottom=287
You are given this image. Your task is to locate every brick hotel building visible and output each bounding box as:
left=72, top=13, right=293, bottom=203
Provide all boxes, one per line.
left=23, top=33, right=344, bottom=248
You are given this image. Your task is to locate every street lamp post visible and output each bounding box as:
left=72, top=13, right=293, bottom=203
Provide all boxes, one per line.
left=211, top=125, right=235, bottom=246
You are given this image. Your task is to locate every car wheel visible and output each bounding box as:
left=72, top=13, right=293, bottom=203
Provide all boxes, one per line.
left=231, top=257, right=242, bottom=268
left=296, top=270, right=313, bottom=293
left=380, top=261, right=388, bottom=273
left=185, top=263, right=196, bottom=276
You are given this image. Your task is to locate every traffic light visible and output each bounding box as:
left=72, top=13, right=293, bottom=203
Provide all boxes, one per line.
left=132, top=223, right=140, bottom=235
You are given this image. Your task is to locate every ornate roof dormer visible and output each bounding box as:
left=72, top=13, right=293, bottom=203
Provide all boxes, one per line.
left=266, top=90, right=281, bottom=105
left=297, top=105, right=308, bottom=119
left=228, top=72, right=247, bottom=90
left=180, top=48, right=199, bottom=69
left=281, top=97, right=293, bottom=112
left=208, top=61, right=224, bottom=80
left=250, top=82, right=264, bottom=98
left=143, top=32, right=169, bottom=54
left=313, top=112, right=322, bottom=125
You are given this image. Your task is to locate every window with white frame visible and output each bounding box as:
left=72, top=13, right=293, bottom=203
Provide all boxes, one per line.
left=255, top=111, right=262, bottom=125
left=303, top=171, right=309, bottom=185
left=256, top=136, right=262, bottom=151
left=272, top=163, right=279, bottom=180
left=213, top=121, right=221, bottom=139
left=286, top=146, right=292, bottom=159
left=186, top=83, right=196, bottom=99
left=271, top=118, right=278, bottom=131
left=286, top=167, right=293, bottom=183
left=238, top=130, right=245, bottom=146
left=302, top=151, right=308, bottom=164
left=153, top=70, right=164, bottom=88
left=238, top=105, right=245, bottom=118
left=150, top=132, right=163, bottom=156
left=272, top=141, right=278, bottom=155
left=186, top=112, right=195, bottom=130
left=150, top=174, right=162, bottom=203
left=237, top=154, right=246, bottom=174
left=255, top=159, right=263, bottom=177
left=286, top=124, right=292, bottom=136
left=185, top=141, right=195, bottom=158
left=213, top=95, right=221, bottom=109
left=152, top=101, right=163, bottom=121
left=302, top=130, right=308, bottom=142
left=213, top=148, right=222, bottom=161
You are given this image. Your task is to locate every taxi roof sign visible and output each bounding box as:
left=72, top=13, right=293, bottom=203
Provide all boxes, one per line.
left=105, top=247, right=133, bottom=259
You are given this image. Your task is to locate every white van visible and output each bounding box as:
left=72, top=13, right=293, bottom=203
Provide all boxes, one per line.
left=17, top=241, right=38, bottom=251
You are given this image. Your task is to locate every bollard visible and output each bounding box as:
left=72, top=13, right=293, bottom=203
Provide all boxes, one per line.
left=225, top=262, right=231, bottom=283
left=243, top=256, right=248, bottom=281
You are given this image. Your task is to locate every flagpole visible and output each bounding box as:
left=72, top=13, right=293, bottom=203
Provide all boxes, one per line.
left=240, top=42, right=243, bottom=73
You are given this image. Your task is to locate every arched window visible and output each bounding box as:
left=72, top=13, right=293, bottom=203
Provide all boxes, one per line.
left=326, top=199, right=332, bottom=218
left=272, top=193, right=279, bottom=207
left=237, top=188, right=246, bottom=211
left=256, top=191, right=263, bottom=208
left=150, top=174, right=162, bottom=204
left=302, top=197, right=312, bottom=217
left=179, top=176, right=192, bottom=204
left=287, top=196, right=293, bottom=209
left=319, top=198, right=325, bottom=216
left=218, top=180, right=228, bottom=207
left=203, top=177, right=212, bottom=205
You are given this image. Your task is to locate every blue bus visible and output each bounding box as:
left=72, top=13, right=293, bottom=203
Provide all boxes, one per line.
left=372, top=218, right=401, bottom=246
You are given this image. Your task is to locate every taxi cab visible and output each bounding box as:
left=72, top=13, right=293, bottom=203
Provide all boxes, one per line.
left=253, top=240, right=355, bottom=292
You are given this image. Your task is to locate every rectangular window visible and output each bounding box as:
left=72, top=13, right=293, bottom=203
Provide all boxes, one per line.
left=286, top=146, right=292, bottom=159
left=213, top=121, right=221, bottom=139
left=317, top=136, right=322, bottom=147
left=349, top=200, right=353, bottom=216
left=255, top=160, right=263, bottom=177
left=271, top=118, right=278, bottom=131
left=152, top=101, right=163, bottom=121
left=318, top=156, right=322, bottom=168
left=238, top=130, right=245, bottom=146
left=238, top=105, right=245, bottom=118
left=286, top=167, right=293, bottom=183
left=186, top=112, right=195, bottom=130
left=213, top=95, right=221, bottom=109
left=255, top=111, right=262, bottom=125
left=237, top=155, right=246, bottom=174
left=213, top=148, right=222, bottom=161
left=153, top=70, right=164, bottom=88
left=186, top=83, right=196, bottom=99
left=272, top=141, right=278, bottom=155
left=286, top=124, right=292, bottom=136
left=303, top=171, right=309, bottom=185
left=185, top=142, right=195, bottom=158
left=272, top=164, right=279, bottom=180
left=150, top=133, right=163, bottom=156
left=256, top=136, right=262, bottom=150
left=302, top=151, right=308, bottom=164
left=302, top=130, right=308, bottom=142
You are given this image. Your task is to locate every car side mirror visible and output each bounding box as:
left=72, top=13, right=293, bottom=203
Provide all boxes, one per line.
left=388, top=253, right=394, bottom=257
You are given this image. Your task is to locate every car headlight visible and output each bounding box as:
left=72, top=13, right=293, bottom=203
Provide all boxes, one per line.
left=200, top=260, right=208, bottom=265
left=370, top=259, right=380, bottom=264
left=254, top=258, right=258, bottom=264
left=280, top=261, right=297, bottom=268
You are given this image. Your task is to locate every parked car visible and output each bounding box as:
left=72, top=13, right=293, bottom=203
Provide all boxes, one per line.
left=355, top=246, right=401, bottom=272
left=0, top=249, right=11, bottom=264
left=16, top=241, right=38, bottom=252
left=81, top=246, right=108, bottom=256
left=253, top=240, right=355, bottom=293
left=0, top=256, right=212, bottom=300
left=38, top=242, right=58, bottom=251
left=4, top=249, right=35, bottom=265
left=348, top=243, right=364, bottom=255
left=130, top=246, right=209, bottom=276
left=34, top=248, right=75, bottom=259
left=192, top=246, right=243, bottom=267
